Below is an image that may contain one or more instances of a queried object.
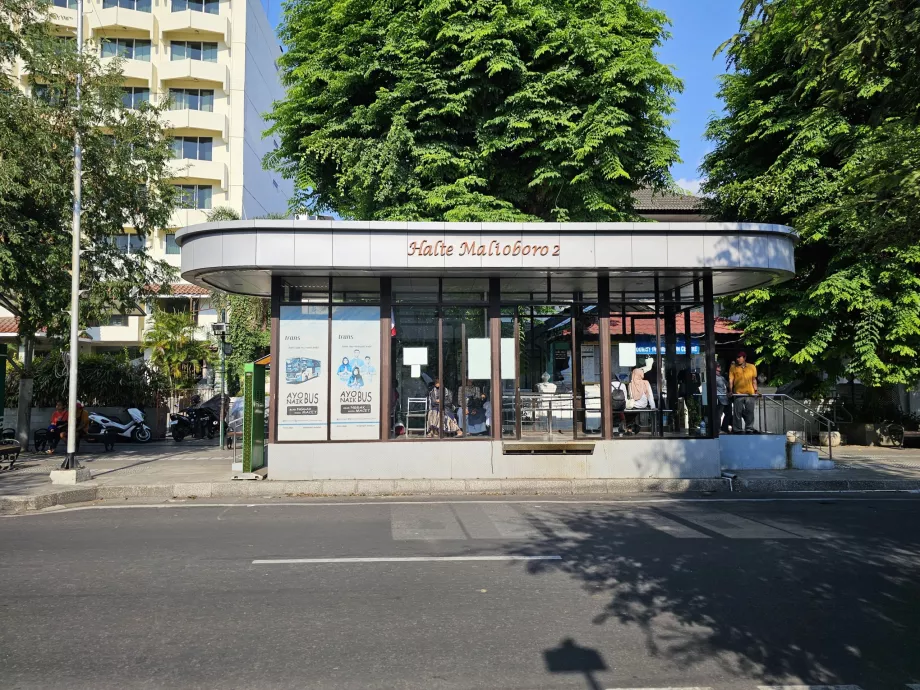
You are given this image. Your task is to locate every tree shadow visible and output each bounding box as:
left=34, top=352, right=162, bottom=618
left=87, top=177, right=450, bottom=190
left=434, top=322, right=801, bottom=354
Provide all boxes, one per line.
left=508, top=502, right=920, bottom=687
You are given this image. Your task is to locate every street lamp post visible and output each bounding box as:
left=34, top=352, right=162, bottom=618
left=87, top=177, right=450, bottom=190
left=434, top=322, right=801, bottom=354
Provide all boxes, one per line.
left=212, top=316, right=228, bottom=450
left=61, top=0, right=84, bottom=471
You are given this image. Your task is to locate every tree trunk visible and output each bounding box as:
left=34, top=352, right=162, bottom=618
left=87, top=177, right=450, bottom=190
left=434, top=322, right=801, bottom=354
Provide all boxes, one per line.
left=16, top=334, right=35, bottom=451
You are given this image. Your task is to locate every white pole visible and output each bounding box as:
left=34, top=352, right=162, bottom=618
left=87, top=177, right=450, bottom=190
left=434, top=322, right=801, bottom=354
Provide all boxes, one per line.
left=62, top=0, right=83, bottom=470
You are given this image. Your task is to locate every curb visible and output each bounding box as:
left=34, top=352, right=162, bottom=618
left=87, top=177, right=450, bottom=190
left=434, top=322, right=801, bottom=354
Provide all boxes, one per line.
left=3, top=477, right=919, bottom=514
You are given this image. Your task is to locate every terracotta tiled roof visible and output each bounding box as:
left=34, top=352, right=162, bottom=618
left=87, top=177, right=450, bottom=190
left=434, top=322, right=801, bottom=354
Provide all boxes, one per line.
left=0, top=317, right=18, bottom=335
left=144, top=283, right=211, bottom=297
left=632, top=187, right=703, bottom=212
left=586, top=312, right=738, bottom=337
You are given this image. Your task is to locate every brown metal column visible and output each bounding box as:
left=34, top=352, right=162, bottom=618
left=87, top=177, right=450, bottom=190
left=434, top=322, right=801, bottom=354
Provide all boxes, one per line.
left=570, top=298, right=580, bottom=440
left=598, top=275, right=612, bottom=439
left=268, top=275, right=281, bottom=444
left=379, top=277, right=392, bottom=440
left=702, top=273, right=718, bottom=438
left=489, top=277, right=502, bottom=440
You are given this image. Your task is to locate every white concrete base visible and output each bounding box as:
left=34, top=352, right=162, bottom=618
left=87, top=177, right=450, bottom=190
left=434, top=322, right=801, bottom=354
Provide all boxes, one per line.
left=49, top=468, right=92, bottom=485
left=720, top=434, right=834, bottom=470
left=266, top=439, right=721, bottom=480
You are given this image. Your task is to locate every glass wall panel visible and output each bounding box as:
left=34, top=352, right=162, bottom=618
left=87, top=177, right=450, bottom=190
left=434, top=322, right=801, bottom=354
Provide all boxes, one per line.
left=391, top=306, right=439, bottom=438
left=443, top=307, right=490, bottom=438
left=393, top=278, right=437, bottom=303
left=517, top=305, right=574, bottom=440
left=609, top=303, right=661, bottom=438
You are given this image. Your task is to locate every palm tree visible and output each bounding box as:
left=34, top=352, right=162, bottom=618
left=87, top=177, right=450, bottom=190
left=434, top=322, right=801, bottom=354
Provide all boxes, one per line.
left=144, top=308, right=212, bottom=409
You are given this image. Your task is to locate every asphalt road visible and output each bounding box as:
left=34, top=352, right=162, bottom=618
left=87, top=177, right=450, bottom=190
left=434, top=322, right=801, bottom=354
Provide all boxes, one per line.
left=2, top=495, right=920, bottom=690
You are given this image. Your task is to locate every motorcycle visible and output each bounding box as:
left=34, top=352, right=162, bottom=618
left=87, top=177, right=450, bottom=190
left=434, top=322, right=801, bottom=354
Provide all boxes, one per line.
left=170, top=404, right=219, bottom=442
left=87, top=408, right=152, bottom=444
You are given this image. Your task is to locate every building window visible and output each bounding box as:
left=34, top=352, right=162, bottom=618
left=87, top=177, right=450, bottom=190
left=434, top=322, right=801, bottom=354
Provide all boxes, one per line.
left=171, top=136, right=213, bottom=161
left=102, top=0, right=151, bottom=10
left=101, top=314, right=129, bottom=327
left=168, top=88, right=214, bottom=112
left=165, top=234, right=180, bottom=255
left=100, top=38, right=151, bottom=61
left=113, top=234, right=145, bottom=253
left=121, top=87, right=150, bottom=109
left=53, top=0, right=78, bottom=8
left=170, top=41, right=218, bottom=62
left=171, top=0, right=218, bottom=14
left=175, top=184, right=213, bottom=210
left=32, top=84, right=63, bottom=104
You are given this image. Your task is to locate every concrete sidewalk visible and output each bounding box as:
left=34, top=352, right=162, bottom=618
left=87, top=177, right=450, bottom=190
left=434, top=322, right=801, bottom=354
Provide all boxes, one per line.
left=2, top=440, right=920, bottom=513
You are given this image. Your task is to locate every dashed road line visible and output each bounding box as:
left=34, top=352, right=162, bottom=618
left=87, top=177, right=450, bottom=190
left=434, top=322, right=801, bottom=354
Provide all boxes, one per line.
left=668, top=509, right=803, bottom=539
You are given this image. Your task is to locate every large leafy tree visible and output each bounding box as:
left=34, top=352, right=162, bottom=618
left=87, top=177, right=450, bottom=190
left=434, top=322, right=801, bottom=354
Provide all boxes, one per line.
left=0, top=0, right=177, bottom=446
left=266, top=0, right=682, bottom=221
left=702, top=0, right=920, bottom=393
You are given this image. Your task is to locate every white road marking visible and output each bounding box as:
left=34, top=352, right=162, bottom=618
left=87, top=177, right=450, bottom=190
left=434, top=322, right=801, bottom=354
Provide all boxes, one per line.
left=14, top=495, right=919, bottom=518
left=252, top=555, right=562, bottom=565
left=606, top=687, right=713, bottom=689
left=633, top=509, right=711, bottom=539
left=455, top=503, right=540, bottom=540
left=905, top=685, right=920, bottom=689
left=668, top=509, right=803, bottom=539
left=529, top=507, right=587, bottom=539
left=757, top=685, right=862, bottom=690
left=391, top=505, right=466, bottom=540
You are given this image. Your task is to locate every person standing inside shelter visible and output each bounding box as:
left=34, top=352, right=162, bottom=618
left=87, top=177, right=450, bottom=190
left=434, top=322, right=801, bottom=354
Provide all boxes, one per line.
left=729, top=351, right=758, bottom=433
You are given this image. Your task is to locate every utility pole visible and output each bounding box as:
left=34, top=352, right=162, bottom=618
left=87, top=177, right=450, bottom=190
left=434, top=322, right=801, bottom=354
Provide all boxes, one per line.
left=213, top=311, right=228, bottom=450
left=61, top=0, right=84, bottom=471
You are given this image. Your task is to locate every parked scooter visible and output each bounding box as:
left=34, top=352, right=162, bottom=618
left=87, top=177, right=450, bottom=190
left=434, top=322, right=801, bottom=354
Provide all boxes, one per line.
left=87, top=408, right=152, bottom=443
left=170, top=399, right=219, bottom=442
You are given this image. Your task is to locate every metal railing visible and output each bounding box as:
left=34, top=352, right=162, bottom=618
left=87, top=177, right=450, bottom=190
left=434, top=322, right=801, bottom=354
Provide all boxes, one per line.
left=754, top=393, right=836, bottom=460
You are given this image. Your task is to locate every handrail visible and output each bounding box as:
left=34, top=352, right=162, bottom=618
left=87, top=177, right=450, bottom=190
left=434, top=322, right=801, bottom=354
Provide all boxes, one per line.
left=759, top=393, right=834, bottom=426
left=754, top=393, right=834, bottom=461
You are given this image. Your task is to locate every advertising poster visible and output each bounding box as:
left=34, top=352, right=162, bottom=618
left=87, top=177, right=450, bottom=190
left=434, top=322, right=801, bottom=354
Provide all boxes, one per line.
left=277, top=305, right=328, bottom=441
left=330, top=306, right=380, bottom=440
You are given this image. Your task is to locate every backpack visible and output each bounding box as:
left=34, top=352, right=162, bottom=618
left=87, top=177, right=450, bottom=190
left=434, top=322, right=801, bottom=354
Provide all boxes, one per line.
left=611, top=381, right=627, bottom=412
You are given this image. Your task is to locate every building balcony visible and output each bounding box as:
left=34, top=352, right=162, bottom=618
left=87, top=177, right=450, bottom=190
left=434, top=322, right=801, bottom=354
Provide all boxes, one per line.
left=49, top=6, right=79, bottom=31
left=101, top=56, right=154, bottom=83
left=89, top=6, right=155, bottom=34
left=160, top=10, right=229, bottom=40
left=168, top=158, right=228, bottom=189
left=159, top=59, right=228, bottom=90
left=162, top=108, right=228, bottom=138
left=170, top=208, right=210, bottom=228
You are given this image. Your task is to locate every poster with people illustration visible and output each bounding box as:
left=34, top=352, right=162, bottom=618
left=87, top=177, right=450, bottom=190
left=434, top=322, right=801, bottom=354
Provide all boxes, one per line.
left=330, top=306, right=380, bottom=440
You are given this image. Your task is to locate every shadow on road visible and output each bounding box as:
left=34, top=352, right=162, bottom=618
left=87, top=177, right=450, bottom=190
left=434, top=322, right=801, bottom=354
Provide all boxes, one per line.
left=510, top=503, right=920, bottom=687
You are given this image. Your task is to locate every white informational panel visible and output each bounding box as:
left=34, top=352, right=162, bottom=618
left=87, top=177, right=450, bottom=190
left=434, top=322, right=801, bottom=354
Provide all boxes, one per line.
left=277, top=305, right=329, bottom=441
left=467, top=338, right=491, bottom=380
left=403, top=347, right=428, bottom=366
left=618, top=342, right=637, bottom=368
left=500, top=338, right=515, bottom=380
left=330, top=306, right=380, bottom=440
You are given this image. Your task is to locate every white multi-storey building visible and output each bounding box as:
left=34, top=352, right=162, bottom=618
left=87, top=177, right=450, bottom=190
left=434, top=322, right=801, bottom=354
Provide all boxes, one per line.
left=0, top=0, right=292, bottom=355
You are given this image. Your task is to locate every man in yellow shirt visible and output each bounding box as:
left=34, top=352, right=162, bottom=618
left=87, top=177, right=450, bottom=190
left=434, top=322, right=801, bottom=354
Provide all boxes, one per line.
left=728, top=351, right=758, bottom=433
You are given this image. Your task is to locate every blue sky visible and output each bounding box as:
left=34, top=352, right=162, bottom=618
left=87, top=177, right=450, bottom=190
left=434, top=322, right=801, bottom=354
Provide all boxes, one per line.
left=260, top=0, right=741, bottom=195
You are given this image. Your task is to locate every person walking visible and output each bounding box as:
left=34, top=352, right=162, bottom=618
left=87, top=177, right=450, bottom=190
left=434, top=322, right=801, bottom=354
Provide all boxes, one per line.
left=728, top=351, right=758, bottom=433
left=714, top=363, right=730, bottom=435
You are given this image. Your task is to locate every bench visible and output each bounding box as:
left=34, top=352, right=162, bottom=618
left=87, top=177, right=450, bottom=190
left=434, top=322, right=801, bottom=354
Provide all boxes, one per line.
left=0, top=441, right=21, bottom=470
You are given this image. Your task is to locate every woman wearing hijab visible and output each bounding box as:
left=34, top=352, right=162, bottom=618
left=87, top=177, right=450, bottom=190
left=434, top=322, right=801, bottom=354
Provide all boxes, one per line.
left=629, top=367, right=656, bottom=410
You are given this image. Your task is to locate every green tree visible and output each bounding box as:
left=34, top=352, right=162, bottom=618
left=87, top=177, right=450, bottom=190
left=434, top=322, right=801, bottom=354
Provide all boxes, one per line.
left=0, top=0, right=177, bottom=446
left=702, top=0, right=920, bottom=393
left=266, top=0, right=682, bottom=221
left=143, top=309, right=212, bottom=409
left=204, top=206, right=241, bottom=222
